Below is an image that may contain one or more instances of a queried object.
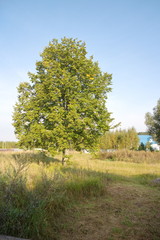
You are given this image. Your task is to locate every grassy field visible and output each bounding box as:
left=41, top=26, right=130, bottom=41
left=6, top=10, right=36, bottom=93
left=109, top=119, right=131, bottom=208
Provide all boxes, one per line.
left=0, top=151, right=160, bottom=240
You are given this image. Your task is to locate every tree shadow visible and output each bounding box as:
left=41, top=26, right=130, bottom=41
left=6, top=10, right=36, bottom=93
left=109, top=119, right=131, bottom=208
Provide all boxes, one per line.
left=0, top=162, right=160, bottom=240
left=11, top=152, right=61, bottom=165
left=61, top=166, right=160, bottom=188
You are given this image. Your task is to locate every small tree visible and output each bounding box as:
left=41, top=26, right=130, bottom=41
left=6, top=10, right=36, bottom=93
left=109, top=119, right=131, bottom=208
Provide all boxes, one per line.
left=13, top=37, right=113, bottom=164
left=138, top=142, right=146, bottom=151
left=145, top=99, right=160, bottom=144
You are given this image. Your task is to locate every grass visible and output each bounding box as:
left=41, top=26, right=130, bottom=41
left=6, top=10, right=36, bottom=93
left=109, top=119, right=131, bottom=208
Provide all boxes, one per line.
left=0, top=152, right=106, bottom=239
left=98, top=149, right=160, bottom=164
left=71, top=151, right=160, bottom=183
left=0, top=150, right=160, bottom=239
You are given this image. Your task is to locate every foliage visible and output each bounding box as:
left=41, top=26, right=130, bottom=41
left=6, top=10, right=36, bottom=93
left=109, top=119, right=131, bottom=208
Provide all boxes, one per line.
left=137, top=132, right=149, bottom=135
left=13, top=37, right=113, bottom=162
left=99, top=128, right=139, bottom=150
left=145, top=98, right=160, bottom=143
left=138, top=142, right=154, bottom=151
left=138, top=142, right=146, bottom=151
left=145, top=141, right=154, bottom=152
left=0, top=141, right=17, bottom=149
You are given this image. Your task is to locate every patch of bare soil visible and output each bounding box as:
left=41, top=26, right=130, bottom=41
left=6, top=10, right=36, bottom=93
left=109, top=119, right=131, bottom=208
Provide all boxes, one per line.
left=59, top=183, right=160, bottom=240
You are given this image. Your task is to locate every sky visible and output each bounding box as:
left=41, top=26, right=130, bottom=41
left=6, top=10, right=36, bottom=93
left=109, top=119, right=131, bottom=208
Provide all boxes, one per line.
left=0, top=0, right=160, bottom=141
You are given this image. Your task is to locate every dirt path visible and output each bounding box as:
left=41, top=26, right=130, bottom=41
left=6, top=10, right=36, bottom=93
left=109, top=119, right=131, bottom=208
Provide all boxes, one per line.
left=59, top=182, right=160, bottom=240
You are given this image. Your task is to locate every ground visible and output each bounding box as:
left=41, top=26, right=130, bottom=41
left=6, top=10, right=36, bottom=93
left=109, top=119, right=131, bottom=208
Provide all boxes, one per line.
left=1, top=152, right=160, bottom=240
left=59, top=181, right=160, bottom=240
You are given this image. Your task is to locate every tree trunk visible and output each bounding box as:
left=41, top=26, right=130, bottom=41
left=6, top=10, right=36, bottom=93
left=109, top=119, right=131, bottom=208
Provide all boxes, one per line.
left=62, top=148, right=66, bottom=165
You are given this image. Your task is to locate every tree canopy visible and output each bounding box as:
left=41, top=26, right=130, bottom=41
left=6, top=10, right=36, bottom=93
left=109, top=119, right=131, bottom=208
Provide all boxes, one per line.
left=13, top=37, right=113, bottom=162
left=99, top=128, right=139, bottom=150
left=145, top=99, right=160, bottom=143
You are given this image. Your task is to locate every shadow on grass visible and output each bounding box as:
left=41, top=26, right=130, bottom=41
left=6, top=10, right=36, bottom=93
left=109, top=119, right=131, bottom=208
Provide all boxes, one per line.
left=0, top=160, right=160, bottom=240
left=0, top=165, right=109, bottom=239
left=12, top=152, right=61, bottom=165
left=62, top=166, right=160, bottom=187
left=129, top=173, right=160, bottom=186
left=105, top=171, right=160, bottom=188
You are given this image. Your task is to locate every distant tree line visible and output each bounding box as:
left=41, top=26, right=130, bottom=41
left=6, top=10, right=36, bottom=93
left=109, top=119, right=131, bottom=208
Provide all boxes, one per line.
left=137, top=132, right=149, bottom=135
left=0, top=141, right=17, bottom=149
left=99, top=128, right=139, bottom=150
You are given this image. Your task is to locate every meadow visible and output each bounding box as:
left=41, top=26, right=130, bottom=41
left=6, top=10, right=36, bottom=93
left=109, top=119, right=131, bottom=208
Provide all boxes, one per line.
left=0, top=150, right=160, bottom=240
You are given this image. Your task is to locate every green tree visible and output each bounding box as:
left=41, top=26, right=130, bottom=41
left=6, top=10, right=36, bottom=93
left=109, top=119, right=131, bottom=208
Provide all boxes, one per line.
left=127, top=127, right=140, bottom=150
left=99, top=128, right=139, bottom=150
left=13, top=37, right=113, bottom=164
left=138, top=142, right=146, bottom=151
left=0, top=141, right=17, bottom=149
left=145, top=99, right=160, bottom=144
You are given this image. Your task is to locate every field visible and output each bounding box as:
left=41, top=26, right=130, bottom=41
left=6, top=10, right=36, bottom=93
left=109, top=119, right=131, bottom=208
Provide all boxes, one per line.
left=0, top=151, right=160, bottom=240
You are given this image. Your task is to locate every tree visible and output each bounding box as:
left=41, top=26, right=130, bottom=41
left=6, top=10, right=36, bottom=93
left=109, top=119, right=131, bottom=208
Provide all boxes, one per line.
left=138, top=142, right=146, bottom=151
left=127, top=127, right=140, bottom=150
left=99, top=128, right=139, bottom=150
left=145, top=99, right=160, bottom=144
left=13, top=37, right=113, bottom=164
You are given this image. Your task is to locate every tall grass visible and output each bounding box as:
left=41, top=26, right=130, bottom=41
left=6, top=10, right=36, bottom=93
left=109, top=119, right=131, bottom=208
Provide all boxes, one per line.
left=0, top=151, right=160, bottom=239
left=0, top=152, right=106, bottom=240
left=98, top=149, right=160, bottom=164
left=70, top=151, right=160, bottom=182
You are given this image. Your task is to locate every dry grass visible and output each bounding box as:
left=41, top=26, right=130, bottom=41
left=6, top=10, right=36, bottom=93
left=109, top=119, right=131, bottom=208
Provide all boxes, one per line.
left=0, top=151, right=160, bottom=239
left=69, top=151, right=160, bottom=181
left=98, top=149, right=160, bottom=163
left=0, top=152, right=106, bottom=239
left=59, top=182, right=160, bottom=240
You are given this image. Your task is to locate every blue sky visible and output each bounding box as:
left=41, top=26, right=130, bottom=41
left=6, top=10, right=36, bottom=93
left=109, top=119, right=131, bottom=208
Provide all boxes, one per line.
left=0, top=0, right=160, bottom=141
